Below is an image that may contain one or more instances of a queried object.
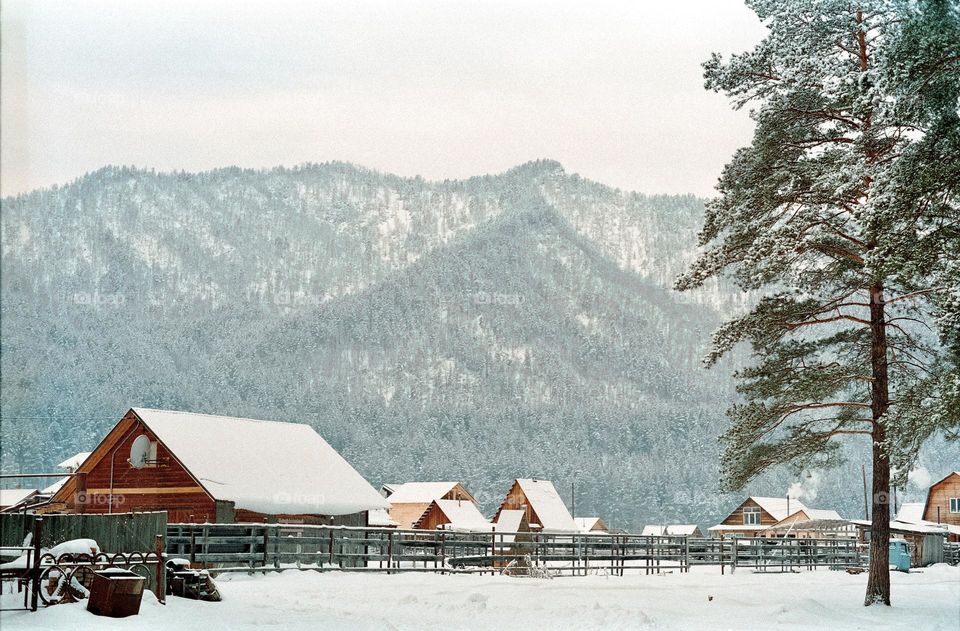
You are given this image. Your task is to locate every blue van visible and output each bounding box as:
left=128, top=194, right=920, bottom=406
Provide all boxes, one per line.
left=889, top=539, right=911, bottom=572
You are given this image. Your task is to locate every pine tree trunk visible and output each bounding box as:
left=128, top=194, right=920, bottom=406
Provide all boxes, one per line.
left=864, top=283, right=891, bottom=606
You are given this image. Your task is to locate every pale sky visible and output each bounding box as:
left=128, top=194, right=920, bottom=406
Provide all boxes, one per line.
left=1, top=0, right=766, bottom=198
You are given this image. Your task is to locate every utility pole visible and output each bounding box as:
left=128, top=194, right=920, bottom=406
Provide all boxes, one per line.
left=571, top=480, right=576, bottom=519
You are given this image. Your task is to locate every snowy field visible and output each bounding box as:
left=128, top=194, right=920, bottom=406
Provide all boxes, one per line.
left=2, top=565, right=958, bottom=630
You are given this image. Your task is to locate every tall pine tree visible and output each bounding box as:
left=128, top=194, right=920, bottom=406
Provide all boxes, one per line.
left=677, top=0, right=959, bottom=606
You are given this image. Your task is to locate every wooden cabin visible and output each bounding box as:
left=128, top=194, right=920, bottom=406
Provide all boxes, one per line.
left=44, top=408, right=388, bottom=524
left=709, top=497, right=809, bottom=537
left=413, top=499, right=490, bottom=531
left=493, top=479, right=578, bottom=533
left=923, top=471, right=960, bottom=540
left=385, top=482, right=477, bottom=529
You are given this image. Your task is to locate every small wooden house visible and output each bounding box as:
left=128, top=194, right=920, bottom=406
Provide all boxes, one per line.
left=413, top=499, right=490, bottom=531
left=923, top=471, right=960, bottom=540
left=44, top=408, right=388, bottom=524
left=709, top=497, right=809, bottom=537
left=493, top=479, right=578, bottom=533
left=385, top=482, right=477, bottom=529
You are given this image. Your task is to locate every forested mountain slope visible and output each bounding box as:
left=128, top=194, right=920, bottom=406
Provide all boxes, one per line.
left=1, top=161, right=952, bottom=527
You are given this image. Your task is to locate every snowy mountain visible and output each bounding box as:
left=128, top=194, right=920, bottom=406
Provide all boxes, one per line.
left=0, top=161, right=951, bottom=528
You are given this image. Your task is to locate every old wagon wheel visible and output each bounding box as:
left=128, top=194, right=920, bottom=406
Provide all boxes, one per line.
left=37, top=565, right=91, bottom=605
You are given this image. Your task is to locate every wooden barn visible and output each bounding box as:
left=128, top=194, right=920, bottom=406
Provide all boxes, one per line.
left=43, top=408, right=388, bottom=524
left=709, top=497, right=810, bottom=537
left=923, top=471, right=960, bottom=540
left=413, top=499, right=490, bottom=531
left=492, top=479, right=578, bottom=533
left=384, top=482, right=477, bottom=529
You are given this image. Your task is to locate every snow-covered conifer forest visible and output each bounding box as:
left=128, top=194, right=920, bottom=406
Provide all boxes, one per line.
left=1, top=160, right=955, bottom=528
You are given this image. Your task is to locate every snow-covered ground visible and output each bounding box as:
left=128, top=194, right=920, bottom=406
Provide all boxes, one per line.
left=2, top=565, right=957, bottom=630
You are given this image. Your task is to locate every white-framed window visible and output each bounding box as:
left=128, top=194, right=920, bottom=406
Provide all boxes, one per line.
left=743, top=506, right=761, bottom=525
left=950, top=498, right=960, bottom=513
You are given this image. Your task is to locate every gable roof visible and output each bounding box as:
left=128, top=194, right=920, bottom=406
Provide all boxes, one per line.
left=749, top=497, right=809, bottom=522
left=131, top=408, right=388, bottom=515
left=789, top=508, right=842, bottom=522
left=515, top=479, right=578, bottom=532
left=431, top=499, right=489, bottom=530
left=385, top=482, right=462, bottom=504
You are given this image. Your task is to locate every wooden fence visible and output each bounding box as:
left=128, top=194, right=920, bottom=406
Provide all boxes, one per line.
left=945, top=542, right=960, bottom=566
left=166, top=524, right=864, bottom=575
left=0, top=512, right=167, bottom=554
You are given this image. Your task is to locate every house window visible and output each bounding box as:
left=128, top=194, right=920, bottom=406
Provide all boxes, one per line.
left=950, top=498, right=960, bottom=513
left=743, top=507, right=761, bottom=525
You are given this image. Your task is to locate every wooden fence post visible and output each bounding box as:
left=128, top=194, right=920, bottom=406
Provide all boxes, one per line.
left=720, top=535, right=725, bottom=576
left=439, top=532, right=446, bottom=572
left=190, top=527, right=196, bottom=564
left=155, top=534, right=166, bottom=604
left=30, top=517, right=43, bottom=612
left=328, top=529, right=335, bottom=567
left=387, top=531, right=394, bottom=575
left=262, top=526, right=269, bottom=570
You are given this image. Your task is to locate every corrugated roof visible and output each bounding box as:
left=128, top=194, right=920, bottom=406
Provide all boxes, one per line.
left=133, top=408, right=388, bottom=516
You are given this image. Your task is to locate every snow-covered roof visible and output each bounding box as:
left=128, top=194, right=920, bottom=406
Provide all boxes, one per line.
left=57, top=452, right=91, bottom=471
left=789, top=508, right=842, bottom=521
left=42, top=477, right=69, bottom=495
left=641, top=525, right=700, bottom=536
left=495, top=509, right=526, bottom=543
left=575, top=517, right=606, bottom=533
left=708, top=524, right=768, bottom=531
left=895, top=502, right=925, bottom=523
left=516, top=479, right=578, bottom=532
left=133, top=408, right=389, bottom=516
left=367, top=508, right=398, bottom=527
left=749, top=497, right=809, bottom=522
left=385, top=482, right=460, bottom=504
left=850, top=519, right=948, bottom=536
left=434, top=499, right=489, bottom=530
left=0, top=488, right=38, bottom=508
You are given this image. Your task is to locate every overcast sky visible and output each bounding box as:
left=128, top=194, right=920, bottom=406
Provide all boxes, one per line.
left=1, top=0, right=767, bottom=198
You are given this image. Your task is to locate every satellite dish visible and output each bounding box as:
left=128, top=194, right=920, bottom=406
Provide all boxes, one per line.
left=129, top=434, right=151, bottom=469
